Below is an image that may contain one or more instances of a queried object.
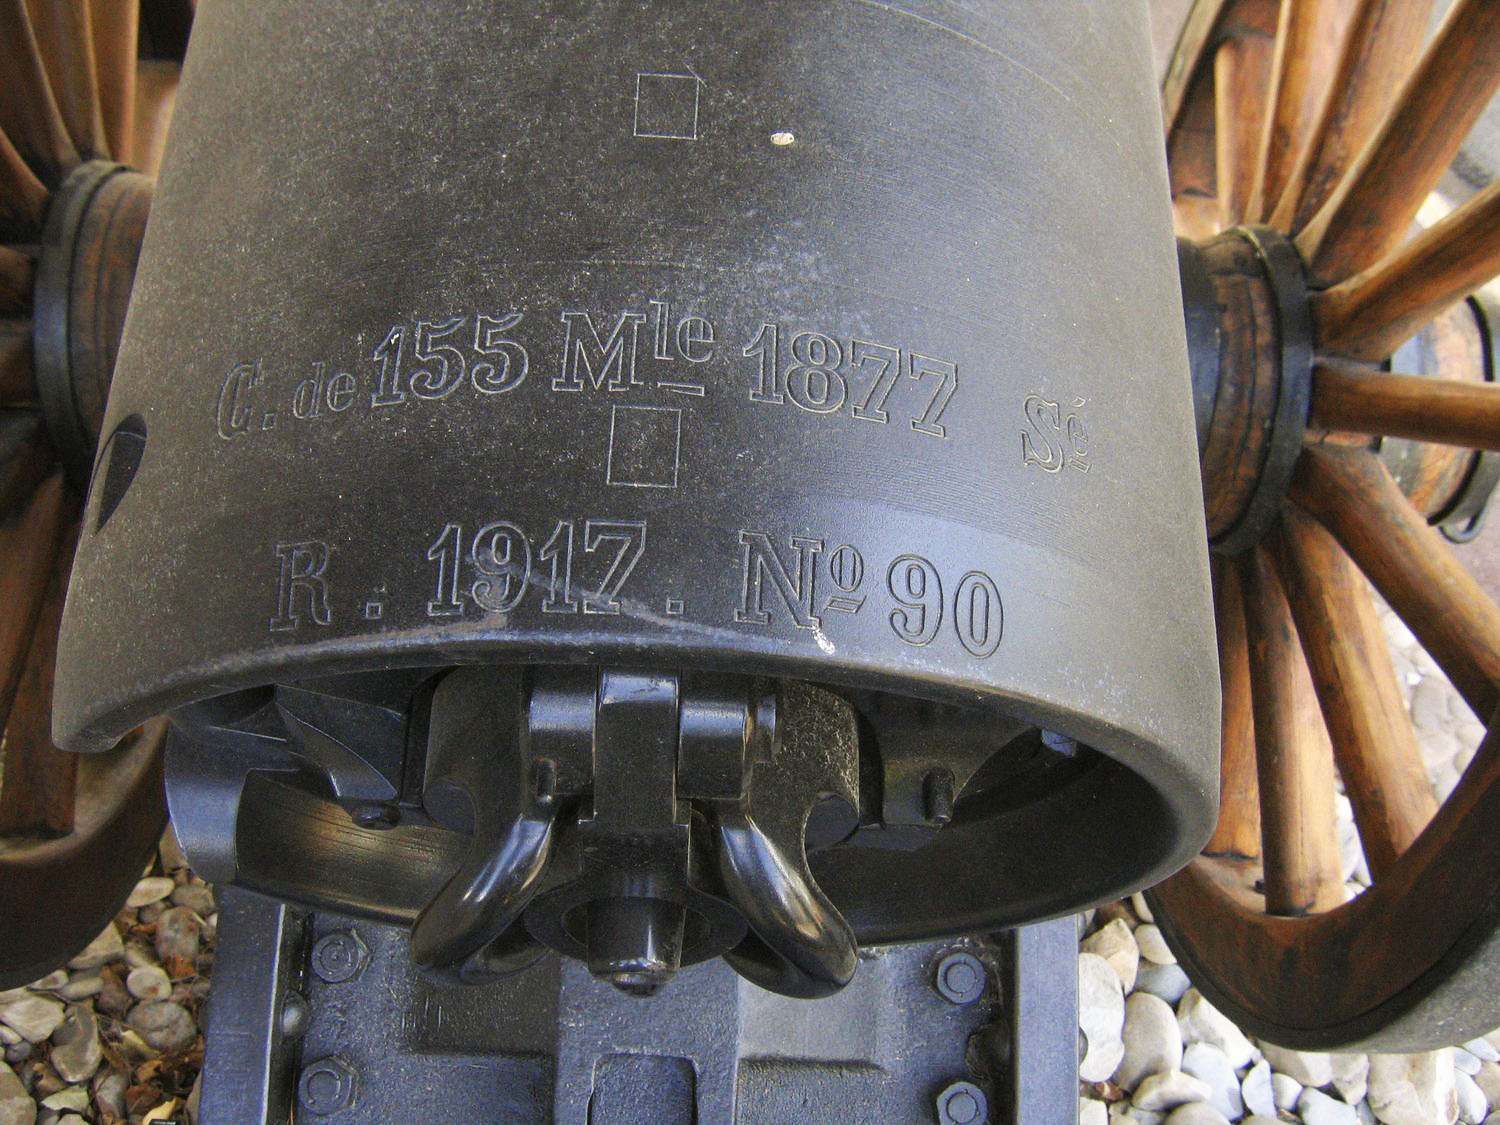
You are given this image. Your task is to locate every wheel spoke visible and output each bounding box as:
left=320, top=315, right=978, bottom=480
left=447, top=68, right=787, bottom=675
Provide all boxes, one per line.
left=1276, top=506, right=1437, bottom=879
left=0, top=411, right=49, bottom=517
left=0, top=320, right=33, bottom=406
left=0, top=471, right=67, bottom=735
left=0, top=249, right=31, bottom=315
left=1248, top=0, right=1352, bottom=222
left=89, top=0, right=138, bottom=162
left=1310, top=180, right=1500, bottom=361
left=1310, top=360, right=1500, bottom=450
left=0, top=525, right=77, bottom=836
left=1291, top=444, right=1500, bottom=720
left=0, top=0, right=81, bottom=183
left=1215, top=33, right=1274, bottom=227
left=1207, top=556, right=1262, bottom=859
left=129, top=59, right=179, bottom=176
left=1242, top=544, right=1346, bottom=915
left=24, top=0, right=107, bottom=161
left=0, top=127, right=49, bottom=235
left=1269, top=0, right=1434, bottom=236
left=1297, top=0, right=1500, bottom=283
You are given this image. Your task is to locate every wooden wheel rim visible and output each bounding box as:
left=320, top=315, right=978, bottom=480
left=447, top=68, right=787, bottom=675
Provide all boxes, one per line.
left=0, top=0, right=185, bottom=986
left=1149, top=0, right=1500, bottom=1050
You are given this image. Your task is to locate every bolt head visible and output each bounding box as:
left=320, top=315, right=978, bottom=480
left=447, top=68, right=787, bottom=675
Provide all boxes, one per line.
left=279, top=991, right=310, bottom=1039
left=352, top=803, right=400, bottom=829
left=934, top=951, right=986, bottom=1004
left=298, top=1056, right=358, bottom=1115
left=311, top=930, right=370, bottom=984
left=936, top=1080, right=988, bottom=1125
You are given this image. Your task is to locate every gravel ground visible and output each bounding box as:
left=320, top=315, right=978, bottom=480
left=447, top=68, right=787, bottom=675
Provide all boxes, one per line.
left=0, top=602, right=1490, bottom=1123
left=0, top=831, right=213, bottom=1125
left=1079, top=598, right=1495, bottom=1125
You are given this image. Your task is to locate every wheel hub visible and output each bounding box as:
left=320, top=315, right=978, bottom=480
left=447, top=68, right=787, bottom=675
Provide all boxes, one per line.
left=1181, top=226, right=1315, bottom=555
left=33, top=159, right=154, bottom=487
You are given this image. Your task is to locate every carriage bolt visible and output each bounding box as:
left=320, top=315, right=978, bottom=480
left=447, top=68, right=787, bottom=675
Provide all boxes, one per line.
left=351, top=803, right=400, bottom=829
left=298, top=1056, right=358, bottom=1115
left=934, top=951, right=986, bottom=1005
left=586, top=896, right=685, bottom=997
left=935, top=1080, right=988, bottom=1125
left=923, top=768, right=956, bottom=825
left=279, top=990, right=310, bottom=1039
left=311, top=930, right=369, bottom=983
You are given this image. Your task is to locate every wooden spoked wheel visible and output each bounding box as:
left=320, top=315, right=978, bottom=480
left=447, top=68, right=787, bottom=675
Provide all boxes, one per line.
left=1147, top=0, right=1500, bottom=1050
left=0, top=0, right=187, bottom=987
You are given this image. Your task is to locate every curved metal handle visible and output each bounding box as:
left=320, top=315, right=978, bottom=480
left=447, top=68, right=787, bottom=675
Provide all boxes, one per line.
left=717, top=811, right=857, bottom=998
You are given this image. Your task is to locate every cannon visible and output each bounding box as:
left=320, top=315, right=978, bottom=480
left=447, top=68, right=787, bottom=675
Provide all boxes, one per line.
left=1, top=0, right=1499, bottom=1118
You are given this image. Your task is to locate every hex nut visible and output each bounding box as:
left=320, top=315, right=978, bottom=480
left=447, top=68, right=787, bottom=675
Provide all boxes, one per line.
left=936, top=1080, right=988, bottom=1125
left=311, top=930, right=370, bottom=984
left=934, top=951, right=987, bottom=1005
left=298, top=1055, right=358, bottom=1116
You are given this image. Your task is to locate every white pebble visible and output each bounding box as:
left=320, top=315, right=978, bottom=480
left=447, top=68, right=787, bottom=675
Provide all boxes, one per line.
left=126, top=965, right=172, bottom=1003
left=1476, top=1062, right=1500, bottom=1108
left=1115, top=993, right=1184, bottom=1091
left=1083, top=919, right=1140, bottom=994
left=1456, top=741, right=1479, bottom=775
left=1178, top=990, right=1254, bottom=1069
left=40, top=1086, right=90, bottom=1112
left=1449, top=689, right=1478, bottom=725
left=1262, top=1042, right=1334, bottom=1088
left=0, top=993, right=65, bottom=1042
left=1134, top=1070, right=1212, bottom=1113
left=1079, top=953, right=1126, bottom=1083
left=1298, top=1086, right=1359, bottom=1125
left=1458, top=1070, right=1490, bottom=1125
left=1130, top=893, right=1155, bottom=924
left=126, top=876, right=176, bottom=908
left=1242, top=1060, right=1277, bottom=1118
left=1368, top=1050, right=1458, bottom=1125
left=1467, top=1039, right=1500, bottom=1064
left=1272, top=1072, right=1303, bottom=1112
left=1458, top=722, right=1488, bottom=750
left=56, top=975, right=102, bottom=1002
left=1434, top=763, right=1463, bottom=804
left=1381, top=612, right=1417, bottom=651
left=1135, top=924, right=1176, bottom=965
left=1458, top=1048, right=1485, bottom=1076
left=66, top=924, right=122, bottom=971
left=1164, top=1104, right=1230, bottom=1125
left=1182, top=1042, right=1241, bottom=1121
left=1081, top=1097, right=1108, bottom=1125
left=1136, top=962, right=1193, bottom=1007
left=1331, top=1052, right=1369, bottom=1106
left=1412, top=679, right=1453, bottom=732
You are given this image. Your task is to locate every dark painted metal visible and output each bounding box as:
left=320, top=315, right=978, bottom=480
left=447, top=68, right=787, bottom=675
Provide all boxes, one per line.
left=201, top=898, right=1078, bottom=1123
left=1005, top=917, right=1082, bottom=1125
left=1438, top=296, right=1500, bottom=543
left=199, top=888, right=310, bottom=1125
left=1178, top=237, right=1221, bottom=454
left=32, top=161, right=152, bottom=488
left=55, top=3, right=1218, bottom=933
left=1211, top=226, right=1315, bottom=556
